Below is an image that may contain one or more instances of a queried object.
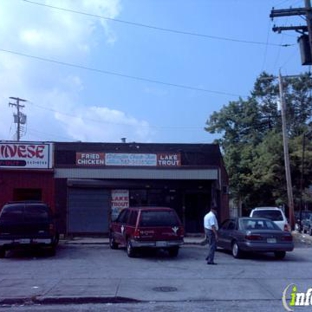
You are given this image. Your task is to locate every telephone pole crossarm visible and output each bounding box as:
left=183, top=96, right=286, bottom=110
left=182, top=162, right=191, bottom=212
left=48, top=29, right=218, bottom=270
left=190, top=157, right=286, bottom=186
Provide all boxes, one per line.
left=270, top=7, right=307, bottom=18
left=272, top=25, right=307, bottom=33
left=8, top=97, right=27, bottom=142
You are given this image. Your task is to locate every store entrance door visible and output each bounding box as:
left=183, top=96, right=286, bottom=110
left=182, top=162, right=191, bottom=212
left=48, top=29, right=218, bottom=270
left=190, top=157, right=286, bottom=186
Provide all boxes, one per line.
left=184, top=193, right=210, bottom=233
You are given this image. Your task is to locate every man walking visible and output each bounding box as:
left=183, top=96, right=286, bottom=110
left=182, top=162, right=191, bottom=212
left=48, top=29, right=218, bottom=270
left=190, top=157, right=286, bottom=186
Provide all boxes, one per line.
left=204, top=207, right=219, bottom=265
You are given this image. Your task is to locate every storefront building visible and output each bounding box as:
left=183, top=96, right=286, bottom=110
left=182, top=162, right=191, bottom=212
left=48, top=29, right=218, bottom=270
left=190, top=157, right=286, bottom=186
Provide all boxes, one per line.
left=0, top=141, right=229, bottom=235
left=54, top=142, right=229, bottom=235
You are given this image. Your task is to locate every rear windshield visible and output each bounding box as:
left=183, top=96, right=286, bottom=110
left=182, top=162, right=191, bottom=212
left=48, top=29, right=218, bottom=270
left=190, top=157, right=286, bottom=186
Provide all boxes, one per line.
left=240, top=218, right=280, bottom=230
left=139, top=210, right=180, bottom=227
left=0, top=205, right=24, bottom=222
left=252, top=210, right=284, bottom=221
left=24, top=205, right=50, bottom=221
left=0, top=204, right=50, bottom=222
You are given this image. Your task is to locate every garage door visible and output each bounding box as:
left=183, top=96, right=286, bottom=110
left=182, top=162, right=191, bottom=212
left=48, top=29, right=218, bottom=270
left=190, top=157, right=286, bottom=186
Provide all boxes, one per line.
left=67, top=188, right=110, bottom=234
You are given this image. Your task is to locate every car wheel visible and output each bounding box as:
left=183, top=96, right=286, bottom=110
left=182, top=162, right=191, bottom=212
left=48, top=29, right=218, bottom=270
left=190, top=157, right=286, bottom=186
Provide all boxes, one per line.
left=168, top=247, right=179, bottom=257
left=54, top=234, right=60, bottom=246
left=48, top=246, right=56, bottom=257
left=274, top=251, right=286, bottom=260
left=309, top=228, right=312, bottom=236
left=0, top=247, right=5, bottom=258
left=126, top=240, right=136, bottom=258
left=232, top=241, right=242, bottom=259
left=109, top=234, right=118, bottom=250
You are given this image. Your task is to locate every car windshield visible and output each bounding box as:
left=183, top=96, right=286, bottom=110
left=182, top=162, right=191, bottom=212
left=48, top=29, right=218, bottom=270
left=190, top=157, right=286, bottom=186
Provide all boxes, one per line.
left=240, top=218, right=280, bottom=230
left=139, top=210, right=179, bottom=227
left=252, top=210, right=283, bottom=221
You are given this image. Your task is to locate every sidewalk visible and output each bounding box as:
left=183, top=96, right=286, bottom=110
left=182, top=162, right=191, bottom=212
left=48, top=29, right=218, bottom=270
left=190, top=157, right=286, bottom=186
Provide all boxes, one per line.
left=63, top=231, right=312, bottom=246
left=62, top=235, right=207, bottom=245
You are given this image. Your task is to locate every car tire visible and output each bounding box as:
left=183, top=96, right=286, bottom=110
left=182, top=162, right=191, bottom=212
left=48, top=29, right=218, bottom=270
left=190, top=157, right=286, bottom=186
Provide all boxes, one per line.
left=274, top=251, right=286, bottom=260
left=126, top=240, right=136, bottom=258
left=0, top=247, right=5, bottom=258
left=109, top=234, right=118, bottom=250
left=168, top=247, right=179, bottom=257
left=232, top=241, right=242, bottom=259
left=309, top=228, right=312, bottom=236
left=48, top=246, right=56, bottom=257
left=54, top=234, right=60, bottom=246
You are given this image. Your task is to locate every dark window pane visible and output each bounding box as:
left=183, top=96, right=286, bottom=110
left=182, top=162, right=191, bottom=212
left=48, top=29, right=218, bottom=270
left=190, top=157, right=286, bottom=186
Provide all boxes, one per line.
left=139, top=210, right=179, bottom=227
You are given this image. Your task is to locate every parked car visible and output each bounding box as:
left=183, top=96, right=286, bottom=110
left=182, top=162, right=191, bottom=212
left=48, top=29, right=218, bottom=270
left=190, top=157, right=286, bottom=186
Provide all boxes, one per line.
left=249, top=207, right=290, bottom=231
left=302, top=214, right=312, bottom=235
left=217, top=217, right=294, bottom=259
left=0, top=201, right=59, bottom=258
left=109, top=207, right=184, bottom=257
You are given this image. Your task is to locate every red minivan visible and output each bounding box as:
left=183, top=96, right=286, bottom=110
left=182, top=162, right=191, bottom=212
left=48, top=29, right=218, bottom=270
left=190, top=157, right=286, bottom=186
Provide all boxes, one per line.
left=109, top=207, right=184, bottom=257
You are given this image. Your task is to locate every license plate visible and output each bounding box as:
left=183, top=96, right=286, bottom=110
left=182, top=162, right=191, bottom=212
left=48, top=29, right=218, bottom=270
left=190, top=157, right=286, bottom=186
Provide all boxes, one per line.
left=16, top=239, right=30, bottom=244
left=156, top=241, right=168, bottom=247
left=267, top=238, right=277, bottom=243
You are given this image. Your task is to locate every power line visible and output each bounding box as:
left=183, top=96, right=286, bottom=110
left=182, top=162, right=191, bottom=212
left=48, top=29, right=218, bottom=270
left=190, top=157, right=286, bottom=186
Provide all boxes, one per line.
left=0, top=48, right=247, bottom=98
left=22, top=0, right=292, bottom=47
left=27, top=101, right=204, bottom=131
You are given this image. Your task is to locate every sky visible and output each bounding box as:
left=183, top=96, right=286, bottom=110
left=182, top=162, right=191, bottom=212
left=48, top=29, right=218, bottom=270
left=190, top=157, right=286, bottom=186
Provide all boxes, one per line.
left=0, top=0, right=310, bottom=144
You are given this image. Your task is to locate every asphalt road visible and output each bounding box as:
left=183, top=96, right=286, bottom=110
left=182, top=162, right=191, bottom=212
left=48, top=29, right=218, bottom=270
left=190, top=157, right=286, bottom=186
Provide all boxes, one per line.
left=0, top=234, right=311, bottom=312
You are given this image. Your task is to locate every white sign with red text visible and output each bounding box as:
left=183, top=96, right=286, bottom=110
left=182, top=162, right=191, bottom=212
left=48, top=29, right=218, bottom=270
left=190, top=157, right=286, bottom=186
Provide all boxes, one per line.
left=0, top=142, right=53, bottom=169
left=111, top=189, right=129, bottom=220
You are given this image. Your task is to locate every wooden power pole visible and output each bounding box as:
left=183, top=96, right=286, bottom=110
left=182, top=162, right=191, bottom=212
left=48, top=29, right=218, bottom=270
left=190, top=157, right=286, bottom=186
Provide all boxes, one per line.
left=278, top=73, right=295, bottom=230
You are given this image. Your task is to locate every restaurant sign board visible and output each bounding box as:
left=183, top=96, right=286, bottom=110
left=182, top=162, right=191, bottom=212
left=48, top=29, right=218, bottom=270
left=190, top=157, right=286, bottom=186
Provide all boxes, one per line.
left=76, top=152, right=181, bottom=167
left=0, top=142, right=53, bottom=169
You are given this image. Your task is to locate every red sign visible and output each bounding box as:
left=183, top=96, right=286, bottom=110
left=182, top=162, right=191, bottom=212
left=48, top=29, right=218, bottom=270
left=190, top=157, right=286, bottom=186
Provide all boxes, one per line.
left=157, top=154, right=181, bottom=167
left=76, top=153, right=105, bottom=166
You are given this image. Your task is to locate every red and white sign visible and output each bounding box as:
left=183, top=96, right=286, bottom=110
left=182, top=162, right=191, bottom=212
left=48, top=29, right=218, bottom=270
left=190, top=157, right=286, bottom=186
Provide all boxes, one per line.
left=0, top=142, right=53, bottom=169
left=76, top=152, right=105, bottom=166
left=111, top=189, right=129, bottom=220
left=157, top=153, right=181, bottom=167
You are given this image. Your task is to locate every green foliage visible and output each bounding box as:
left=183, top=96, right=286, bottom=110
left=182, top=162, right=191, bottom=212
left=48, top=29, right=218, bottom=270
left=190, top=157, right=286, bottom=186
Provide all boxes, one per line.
left=205, top=72, right=312, bottom=212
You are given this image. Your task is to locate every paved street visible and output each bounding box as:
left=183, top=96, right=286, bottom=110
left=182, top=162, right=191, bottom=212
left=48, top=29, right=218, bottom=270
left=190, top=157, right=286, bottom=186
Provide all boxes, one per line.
left=0, top=235, right=311, bottom=311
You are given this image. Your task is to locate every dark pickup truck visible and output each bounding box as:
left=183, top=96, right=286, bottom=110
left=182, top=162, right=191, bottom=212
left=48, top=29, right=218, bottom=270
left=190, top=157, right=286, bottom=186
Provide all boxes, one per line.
left=0, top=201, right=59, bottom=257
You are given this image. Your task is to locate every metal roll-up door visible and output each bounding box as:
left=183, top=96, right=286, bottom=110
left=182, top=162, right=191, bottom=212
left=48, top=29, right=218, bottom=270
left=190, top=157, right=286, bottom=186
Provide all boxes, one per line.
left=67, top=188, right=110, bottom=234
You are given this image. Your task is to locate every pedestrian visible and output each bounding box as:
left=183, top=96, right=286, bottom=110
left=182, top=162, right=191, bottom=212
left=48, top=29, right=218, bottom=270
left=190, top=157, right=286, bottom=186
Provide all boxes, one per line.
left=204, top=207, right=219, bottom=265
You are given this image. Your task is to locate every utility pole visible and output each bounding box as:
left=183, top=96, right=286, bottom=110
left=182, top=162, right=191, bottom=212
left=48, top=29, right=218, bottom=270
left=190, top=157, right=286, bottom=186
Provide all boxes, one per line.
left=8, top=97, right=27, bottom=141
left=278, top=72, right=295, bottom=230
left=270, top=0, right=312, bottom=65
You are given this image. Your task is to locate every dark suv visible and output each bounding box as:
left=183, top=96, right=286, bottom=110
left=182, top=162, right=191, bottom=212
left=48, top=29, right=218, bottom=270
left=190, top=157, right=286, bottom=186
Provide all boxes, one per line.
left=0, top=201, right=59, bottom=257
left=109, top=207, right=184, bottom=257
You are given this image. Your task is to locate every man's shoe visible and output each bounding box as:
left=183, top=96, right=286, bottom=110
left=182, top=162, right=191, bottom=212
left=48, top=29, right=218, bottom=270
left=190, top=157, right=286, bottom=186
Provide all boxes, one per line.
left=207, top=262, right=217, bottom=265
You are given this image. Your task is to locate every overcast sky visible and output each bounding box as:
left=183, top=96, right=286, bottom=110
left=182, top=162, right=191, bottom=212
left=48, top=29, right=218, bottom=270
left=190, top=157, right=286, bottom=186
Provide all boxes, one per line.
left=0, top=0, right=309, bottom=144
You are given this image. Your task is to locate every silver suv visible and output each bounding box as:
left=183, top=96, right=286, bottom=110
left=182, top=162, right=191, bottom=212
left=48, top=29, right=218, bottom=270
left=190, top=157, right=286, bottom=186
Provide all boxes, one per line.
left=249, top=207, right=290, bottom=231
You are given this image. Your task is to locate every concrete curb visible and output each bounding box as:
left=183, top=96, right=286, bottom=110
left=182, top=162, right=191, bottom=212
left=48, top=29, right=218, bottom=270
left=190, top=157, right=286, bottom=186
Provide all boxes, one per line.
left=0, top=296, right=141, bottom=306
left=61, top=236, right=207, bottom=246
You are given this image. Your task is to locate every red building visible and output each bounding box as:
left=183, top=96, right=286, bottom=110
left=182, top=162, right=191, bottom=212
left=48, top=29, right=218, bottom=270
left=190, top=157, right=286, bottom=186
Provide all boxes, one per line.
left=0, top=142, right=54, bottom=209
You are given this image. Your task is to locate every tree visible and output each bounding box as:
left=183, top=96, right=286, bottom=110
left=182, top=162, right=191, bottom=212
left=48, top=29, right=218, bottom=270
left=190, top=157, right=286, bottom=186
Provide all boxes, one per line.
left=205, top=72, right=312, bottom=213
